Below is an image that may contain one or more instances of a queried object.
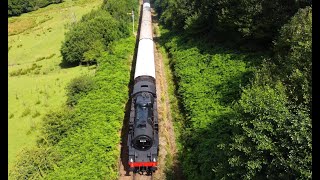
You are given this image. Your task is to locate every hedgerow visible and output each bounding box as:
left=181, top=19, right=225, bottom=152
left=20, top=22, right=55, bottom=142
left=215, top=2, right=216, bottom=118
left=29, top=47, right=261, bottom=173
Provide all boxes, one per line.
left=46, top=37, right=135, bottom=179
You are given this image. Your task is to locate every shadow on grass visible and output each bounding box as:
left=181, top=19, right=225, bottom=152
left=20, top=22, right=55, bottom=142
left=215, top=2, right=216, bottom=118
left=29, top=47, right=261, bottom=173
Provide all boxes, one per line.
left=58, top=60, right=98, bottom=69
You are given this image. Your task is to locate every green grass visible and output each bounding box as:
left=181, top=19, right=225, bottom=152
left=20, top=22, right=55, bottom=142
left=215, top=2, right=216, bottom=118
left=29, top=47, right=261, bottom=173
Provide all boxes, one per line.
left=8, top=0, right=102, bottom=177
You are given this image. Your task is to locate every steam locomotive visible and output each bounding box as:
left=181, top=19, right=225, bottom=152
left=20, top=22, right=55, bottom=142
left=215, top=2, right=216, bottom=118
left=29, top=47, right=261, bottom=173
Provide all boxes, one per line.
left=127, top=0, right=159, bottom=174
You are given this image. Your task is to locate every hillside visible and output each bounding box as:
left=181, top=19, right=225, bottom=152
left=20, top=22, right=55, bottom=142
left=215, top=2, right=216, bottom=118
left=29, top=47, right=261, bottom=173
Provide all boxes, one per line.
left=8, top=0, right=101, bottom=177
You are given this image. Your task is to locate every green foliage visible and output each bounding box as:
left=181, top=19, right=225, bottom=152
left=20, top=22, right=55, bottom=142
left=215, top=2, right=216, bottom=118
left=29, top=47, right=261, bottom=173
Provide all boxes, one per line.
left=161, top=33, right=257, bottom=179
left=272, top=6, right=312, bottom=107
left=223, top=75, right=312, bottom=179
left=102, top=0, right=133, bottom=23
left=66, top=75, right=95, bottom=106
left=10, top=146, right=61, bottom=180
left=37, top=108, right=75, bottom=146
left=60, top=8, right=130, bottom=65
left=156, top=0, right=191, bottom=30
left=155, top=0, right=312, bottom=49
left=8, top=0, right=63, bottom=17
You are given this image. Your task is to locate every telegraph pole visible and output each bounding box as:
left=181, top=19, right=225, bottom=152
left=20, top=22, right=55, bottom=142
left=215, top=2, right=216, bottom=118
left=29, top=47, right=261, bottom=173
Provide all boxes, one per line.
left=132, top=10, right=134, bottom=35
left=127, top=10, right=135, bottom=35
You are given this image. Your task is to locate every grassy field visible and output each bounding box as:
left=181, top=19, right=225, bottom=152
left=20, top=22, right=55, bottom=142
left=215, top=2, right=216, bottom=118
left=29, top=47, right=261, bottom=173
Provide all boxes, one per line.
left=8, top=0, right=102, bottom=174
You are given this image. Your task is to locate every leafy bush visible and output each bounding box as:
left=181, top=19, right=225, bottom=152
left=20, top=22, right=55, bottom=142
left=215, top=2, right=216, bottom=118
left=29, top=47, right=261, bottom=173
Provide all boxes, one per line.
left=102, top=0, right=133, bottom=24
left=272, top=6, right=312, bottom=106
left=66, top=75, right=95, bottom=106
left=37, top=108, right=75, bottom=146
left=155, top=0, right=312, bottom=49
left=224, top=75, right=312, bottom=179
left=10, top=146, right=61, bottom=180
left=8, top=0, right=63, bottom=17
left=60, top=8, right=130, bottom=65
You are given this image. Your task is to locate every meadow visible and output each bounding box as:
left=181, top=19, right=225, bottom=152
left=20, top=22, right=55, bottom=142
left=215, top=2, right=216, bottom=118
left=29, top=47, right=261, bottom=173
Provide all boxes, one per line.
left=8, top=0, right=102, bottom=174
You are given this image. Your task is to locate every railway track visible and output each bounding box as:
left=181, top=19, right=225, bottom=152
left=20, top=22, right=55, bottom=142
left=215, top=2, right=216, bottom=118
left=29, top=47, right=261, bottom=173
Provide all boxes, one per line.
left=131, top=172, right=153, bottom=180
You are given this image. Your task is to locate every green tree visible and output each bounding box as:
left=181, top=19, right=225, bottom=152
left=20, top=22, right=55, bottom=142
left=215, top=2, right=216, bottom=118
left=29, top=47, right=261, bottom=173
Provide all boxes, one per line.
left=60, top=9, right=128, bottom=65
left=272, top=6, right=312, bottom=107
left=66, top=75, right=95, bottom=106
left=155, top=0, right=311, bottom=49
left=8, top=0, right=63, bottom=17
left=225, top=76, right=311, bottom=179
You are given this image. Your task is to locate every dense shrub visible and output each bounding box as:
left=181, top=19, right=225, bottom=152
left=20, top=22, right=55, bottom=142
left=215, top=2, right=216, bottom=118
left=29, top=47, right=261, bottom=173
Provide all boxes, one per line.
left=9, top=146, right=61, bottom=179
left=102, top=0, right=133, bottom=24
left=37, top=108, right=75, bottom=146
left=219, top=9, right=313, bottom=178
left=66, top=75, right=95, bottom=106
left=8, top=0, right=63, bottom=17
left=60, top=9, right=130, bottom=65
left=272, top=6, right=312, bottom=107
left=224, top=75, right=312, bottom=179
left=155, top=0, right=311, bottom=49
